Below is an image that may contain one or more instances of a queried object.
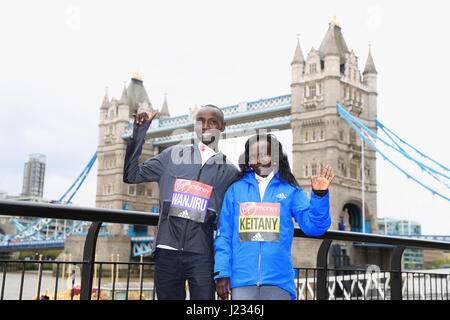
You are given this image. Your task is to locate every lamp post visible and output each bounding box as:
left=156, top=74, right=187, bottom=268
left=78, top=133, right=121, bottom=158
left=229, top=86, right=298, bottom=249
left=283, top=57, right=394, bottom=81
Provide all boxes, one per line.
left=361, top=137, right=365, bottom=233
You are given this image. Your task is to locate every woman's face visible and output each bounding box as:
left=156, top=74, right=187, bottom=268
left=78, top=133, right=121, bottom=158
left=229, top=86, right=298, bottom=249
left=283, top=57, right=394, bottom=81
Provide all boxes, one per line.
left=248, top=140, right=273, bottom=177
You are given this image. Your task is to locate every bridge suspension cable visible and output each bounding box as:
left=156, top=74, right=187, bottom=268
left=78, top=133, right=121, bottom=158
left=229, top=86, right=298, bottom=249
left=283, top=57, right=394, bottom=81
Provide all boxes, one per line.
left=3, top=152, right=98, bottom=241
left=375, top=120, right=450, bottom=188
left=337, top=103, right=450, bottom=202
left=376, top=120, right=450, bottom=173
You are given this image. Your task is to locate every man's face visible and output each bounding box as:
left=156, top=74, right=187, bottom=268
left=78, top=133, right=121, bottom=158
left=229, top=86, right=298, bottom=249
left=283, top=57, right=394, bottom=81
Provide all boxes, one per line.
left=194, top=107, right=225, bottom=146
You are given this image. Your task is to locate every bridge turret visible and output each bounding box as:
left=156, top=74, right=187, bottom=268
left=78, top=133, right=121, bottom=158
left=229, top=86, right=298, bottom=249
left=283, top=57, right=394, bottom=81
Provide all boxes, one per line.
left=117, top=84, right=130, bottom=121
left=290, top=38, right=305, bottom=115
left=100, top=87, right=109, bottom=110
left=363, top=46, right=378, bottom=122
left=291, top=38, right=305, bottom=84
left=119, top=83, right=128, bottom=105
left=158, top=94, right=170, bottom=119
left=363, top=47, right=377, bottom=93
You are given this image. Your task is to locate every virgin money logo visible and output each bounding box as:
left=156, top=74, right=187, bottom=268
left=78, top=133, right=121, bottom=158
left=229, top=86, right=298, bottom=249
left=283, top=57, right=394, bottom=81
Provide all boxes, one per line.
left=173, top=179, right=213, bottom=199
left=175, top=179, right=190, bottom=193
left=240, top=203, right=258, bottom=216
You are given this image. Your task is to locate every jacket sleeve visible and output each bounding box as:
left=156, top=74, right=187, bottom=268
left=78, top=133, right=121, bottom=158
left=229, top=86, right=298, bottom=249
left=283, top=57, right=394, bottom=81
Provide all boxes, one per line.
left=290, top=188, right=331, bottom=237
left=123, top=120, right=167, bottom=184
left=214, top=185, right=235, bottom=280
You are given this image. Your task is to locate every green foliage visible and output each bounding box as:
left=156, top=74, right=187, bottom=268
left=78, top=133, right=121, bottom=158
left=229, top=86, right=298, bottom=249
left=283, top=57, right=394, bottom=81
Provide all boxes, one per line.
left=427, top=258, right=450, bottom=269
left=19, top=249, right=62, bottom=260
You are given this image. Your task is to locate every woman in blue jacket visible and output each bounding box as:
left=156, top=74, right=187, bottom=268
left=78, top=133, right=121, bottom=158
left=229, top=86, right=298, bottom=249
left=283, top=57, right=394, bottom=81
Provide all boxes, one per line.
left=214, top=133, right=334, bottom=300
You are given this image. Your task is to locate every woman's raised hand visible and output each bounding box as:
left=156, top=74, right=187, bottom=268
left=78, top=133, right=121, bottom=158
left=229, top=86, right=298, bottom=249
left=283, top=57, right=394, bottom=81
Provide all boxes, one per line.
left=310, top=165, right=335, bottom=191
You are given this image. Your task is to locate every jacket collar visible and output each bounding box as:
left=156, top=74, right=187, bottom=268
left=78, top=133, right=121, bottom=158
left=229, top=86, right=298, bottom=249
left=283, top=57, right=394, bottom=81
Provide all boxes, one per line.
left=191, top=143, right=227, bottom=165
left=241, top=168, right=281, bottom=186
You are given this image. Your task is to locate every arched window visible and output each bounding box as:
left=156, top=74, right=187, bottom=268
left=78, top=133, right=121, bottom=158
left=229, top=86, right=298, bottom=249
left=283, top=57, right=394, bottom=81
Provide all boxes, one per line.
left=344, top=203, right=362, bottom=232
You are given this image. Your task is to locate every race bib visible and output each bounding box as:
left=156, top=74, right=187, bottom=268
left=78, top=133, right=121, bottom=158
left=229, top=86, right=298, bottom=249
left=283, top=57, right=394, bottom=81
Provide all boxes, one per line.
left=168, top=178, right=213, bottom=223
left=239, top=202, right=280, bottom=242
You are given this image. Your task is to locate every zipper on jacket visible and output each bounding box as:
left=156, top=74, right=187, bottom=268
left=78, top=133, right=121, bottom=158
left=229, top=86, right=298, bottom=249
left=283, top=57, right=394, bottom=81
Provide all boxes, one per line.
left=257, top=242, right=262, bottom=286
left=180, top=159, right=205, bottom=251
left=255, top=173, right=276, bottom=287
left=256, top=178, right=264, bottom=287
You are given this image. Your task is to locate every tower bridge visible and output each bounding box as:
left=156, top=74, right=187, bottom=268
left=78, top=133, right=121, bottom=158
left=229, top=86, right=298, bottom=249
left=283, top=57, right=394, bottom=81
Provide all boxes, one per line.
left=1, top=21, right=448, bottom=268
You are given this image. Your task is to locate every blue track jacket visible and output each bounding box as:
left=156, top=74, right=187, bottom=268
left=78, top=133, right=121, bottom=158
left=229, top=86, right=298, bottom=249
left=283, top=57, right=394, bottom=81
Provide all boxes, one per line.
left=214, top=171, right=331, bottom=299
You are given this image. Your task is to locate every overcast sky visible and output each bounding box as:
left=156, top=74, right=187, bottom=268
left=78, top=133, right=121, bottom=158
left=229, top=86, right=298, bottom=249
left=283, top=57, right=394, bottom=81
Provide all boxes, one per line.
left=0, top=0, right=449, bottom=235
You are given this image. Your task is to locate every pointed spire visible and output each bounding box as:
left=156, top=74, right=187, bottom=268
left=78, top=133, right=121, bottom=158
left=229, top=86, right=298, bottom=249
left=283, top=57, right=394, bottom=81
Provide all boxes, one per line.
left=319, top=26, right=341, bottom=57
left=101, top=86, right=109, bottom=109
left=363, top=46, right=377, bottom=75
left=127, top=72, right=151, bottom=117
left=319, top=20, right=349, bottom=61
left=159, top=93, right=170, bottom=119
left=119, top=82, right=128, bottom=105
left=291, top=35, right=305, bottom=65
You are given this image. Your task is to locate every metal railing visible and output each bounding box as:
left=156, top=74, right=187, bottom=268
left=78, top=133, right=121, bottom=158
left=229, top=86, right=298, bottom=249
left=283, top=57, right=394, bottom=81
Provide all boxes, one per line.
left=0, top=257, right=155, bottom=300
left=0, top=199, right=449, bottom=300
left=293, top=267, right=449, bottom=300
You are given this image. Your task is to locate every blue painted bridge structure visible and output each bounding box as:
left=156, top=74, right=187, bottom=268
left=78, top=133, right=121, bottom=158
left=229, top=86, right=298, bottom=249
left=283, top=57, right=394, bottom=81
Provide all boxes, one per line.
left=121, top=94, right=292, bottom=146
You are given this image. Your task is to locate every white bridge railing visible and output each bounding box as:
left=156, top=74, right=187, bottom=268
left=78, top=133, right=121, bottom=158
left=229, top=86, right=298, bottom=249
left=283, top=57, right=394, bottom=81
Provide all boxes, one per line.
left=296, top=268, right=450, bottom=300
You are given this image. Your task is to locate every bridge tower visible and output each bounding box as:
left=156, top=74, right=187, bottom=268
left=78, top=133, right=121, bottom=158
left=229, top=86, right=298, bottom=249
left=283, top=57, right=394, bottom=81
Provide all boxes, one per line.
left=290, top=21, right=381, bottom=267
left=96, top=73, right=165, bottom=236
